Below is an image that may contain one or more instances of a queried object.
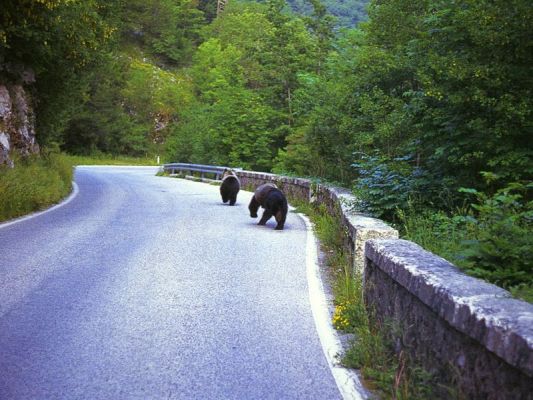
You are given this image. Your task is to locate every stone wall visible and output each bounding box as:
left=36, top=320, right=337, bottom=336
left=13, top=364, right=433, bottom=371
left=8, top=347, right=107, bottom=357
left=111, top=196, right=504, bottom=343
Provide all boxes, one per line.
left=236, top=170, right=311, bottom=204
left=365, top=239, right=533, bottom=399
left=0, top=70, right=39, bottom=167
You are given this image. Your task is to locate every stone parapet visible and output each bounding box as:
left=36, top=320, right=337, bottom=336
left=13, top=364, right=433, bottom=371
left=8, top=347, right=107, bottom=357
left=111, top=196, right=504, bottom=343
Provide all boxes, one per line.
left=365, top=239, right=533, bottom=399
left=313, top=185, right=398, bottom=273
left=236, top=170, right=311, bottom=204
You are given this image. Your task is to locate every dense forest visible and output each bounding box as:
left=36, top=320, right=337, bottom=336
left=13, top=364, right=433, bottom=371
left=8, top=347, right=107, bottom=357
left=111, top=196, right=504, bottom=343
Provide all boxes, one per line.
left=1, top=0, right=532, bottom=296
left=285, top=0, right=368, bottom=27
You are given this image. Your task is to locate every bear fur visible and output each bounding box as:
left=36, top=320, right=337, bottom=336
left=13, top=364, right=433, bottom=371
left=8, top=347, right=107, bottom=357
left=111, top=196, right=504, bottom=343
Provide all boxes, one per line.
left=248, top=183, right=288, bottom=230
left=220, top=169, right=240, bottom=206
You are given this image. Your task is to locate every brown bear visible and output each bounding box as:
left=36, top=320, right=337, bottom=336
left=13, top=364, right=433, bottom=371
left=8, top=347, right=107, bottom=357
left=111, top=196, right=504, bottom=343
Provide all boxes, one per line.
left=220, top=169, right=240, bottom=206
left=248, top=183, right=288, bottom=230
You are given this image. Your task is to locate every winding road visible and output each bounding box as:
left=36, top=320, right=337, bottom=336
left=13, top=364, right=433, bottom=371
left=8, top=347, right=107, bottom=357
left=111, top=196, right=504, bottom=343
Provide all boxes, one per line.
left=0, top=166, right=360, bottom=399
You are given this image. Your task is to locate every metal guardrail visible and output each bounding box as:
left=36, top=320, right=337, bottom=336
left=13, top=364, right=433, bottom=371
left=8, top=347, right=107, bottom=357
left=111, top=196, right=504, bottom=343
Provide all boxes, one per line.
left=163, top=163, right=241, bottom=180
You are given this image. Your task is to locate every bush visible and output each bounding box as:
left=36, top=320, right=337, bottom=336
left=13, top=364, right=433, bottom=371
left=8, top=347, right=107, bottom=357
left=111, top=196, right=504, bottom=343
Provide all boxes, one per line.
left=352, top=152, right=454, bottom=220
left=398, top=181, right=533, bottom=301
left=458, top=183, right=533, bottom=289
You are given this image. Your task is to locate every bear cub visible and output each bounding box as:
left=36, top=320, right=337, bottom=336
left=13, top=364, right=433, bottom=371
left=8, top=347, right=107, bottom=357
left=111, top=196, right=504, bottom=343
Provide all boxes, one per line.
left=220, top=169, right=240, bottom=206
left=248, top=183, right=288, bottom=230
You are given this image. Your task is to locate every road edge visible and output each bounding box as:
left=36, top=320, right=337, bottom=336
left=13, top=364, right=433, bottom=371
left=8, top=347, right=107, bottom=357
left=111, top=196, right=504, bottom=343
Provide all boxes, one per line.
left=0, top=182, right=79, bottom=230
left=298, top=212, right=370, bottom=400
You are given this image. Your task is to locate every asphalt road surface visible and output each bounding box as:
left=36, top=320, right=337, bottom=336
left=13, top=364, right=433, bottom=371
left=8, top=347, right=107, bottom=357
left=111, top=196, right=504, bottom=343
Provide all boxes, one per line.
left=0, top=166, right=347, bottom=399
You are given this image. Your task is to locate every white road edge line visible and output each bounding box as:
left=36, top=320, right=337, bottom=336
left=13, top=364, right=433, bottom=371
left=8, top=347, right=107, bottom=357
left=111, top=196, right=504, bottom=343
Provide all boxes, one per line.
left=0, top=182, right=79, bottom=230
left=299, top=212, right=368, bottom=400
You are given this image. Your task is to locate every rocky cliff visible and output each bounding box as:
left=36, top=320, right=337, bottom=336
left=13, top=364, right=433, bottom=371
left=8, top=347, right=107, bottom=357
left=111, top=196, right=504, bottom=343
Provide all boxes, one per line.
left=0, top=70, right=39, bottom=167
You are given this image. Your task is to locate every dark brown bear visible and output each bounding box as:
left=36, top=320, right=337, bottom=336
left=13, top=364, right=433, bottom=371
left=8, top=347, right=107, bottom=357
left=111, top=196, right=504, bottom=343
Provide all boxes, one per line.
left=220, top=169, right=240, bottom=206
left=248, top=183, right=288, bottom=230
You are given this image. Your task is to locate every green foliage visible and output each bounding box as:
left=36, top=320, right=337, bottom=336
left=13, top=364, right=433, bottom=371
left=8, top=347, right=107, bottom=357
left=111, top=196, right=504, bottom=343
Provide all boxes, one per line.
left=398, top=181, right=533, bottom=299
left=65, top=154, right=158, bottom=166
left=458, top=182, right=533, bottom=288
left=397, top=205, right=476, bottom=268
left=273, top=125, right=320, bottom=177
left=286, top=0, right=369, bottom=28
left=352, top=154, right=419, bottom=218
left=417, top=0, right=533, bottom=184
left=1, top=0, right=115, bottom=146
left=352, top=153, right=455, bottom=219
left=61, top=53, right=195, bottom=157
left=509, top=284, right=533, bottom=304
left=173, top=32, right=283, bottom=169
left=118, top=0, right=205, bottom=66
left=166, top=0, right=322, bottom=169
left=122, top=59, right=195, bottom=146
left=0, top=152, right=73, bottom=222
left=61, top=54, right=141, bottom=155
left=290, top=0, right=532, bottom=195
left=189, top=86, right=279, bottom=169
left=0, top=0, right=111, bottom=72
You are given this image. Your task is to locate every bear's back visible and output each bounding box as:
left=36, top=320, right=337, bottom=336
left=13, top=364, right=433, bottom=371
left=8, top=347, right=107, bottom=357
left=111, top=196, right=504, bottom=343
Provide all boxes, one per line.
left=254, top=183, right=278, bottom=204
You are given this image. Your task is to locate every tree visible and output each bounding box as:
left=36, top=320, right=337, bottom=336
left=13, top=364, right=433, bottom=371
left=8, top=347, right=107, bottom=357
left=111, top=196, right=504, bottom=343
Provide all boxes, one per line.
left=411, top=0, right=533, bottom=188
left=118, top=0, right=205, bottom=66
left=1, top=0, right=115, bottom=147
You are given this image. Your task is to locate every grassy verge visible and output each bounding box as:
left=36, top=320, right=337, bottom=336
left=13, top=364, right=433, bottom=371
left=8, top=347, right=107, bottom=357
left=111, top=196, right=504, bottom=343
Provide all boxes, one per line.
left=293, top=201, right=445, bottom=399
left=65, top=153, right=158, bottom=166
left=0, top=152, right=160, bottom=223
left=0, top=153, right=73, bottom=222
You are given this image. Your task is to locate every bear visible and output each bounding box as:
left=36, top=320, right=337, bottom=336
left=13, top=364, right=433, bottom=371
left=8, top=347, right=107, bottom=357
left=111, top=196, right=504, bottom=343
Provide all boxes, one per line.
left=220, top=168, right=240, bottom=206
left=248, top=183, right=288, bottom=230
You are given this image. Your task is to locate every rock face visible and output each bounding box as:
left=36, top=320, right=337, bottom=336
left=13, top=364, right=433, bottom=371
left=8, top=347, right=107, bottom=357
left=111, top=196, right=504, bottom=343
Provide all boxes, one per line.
left=0, top=81, right=39, bottom=167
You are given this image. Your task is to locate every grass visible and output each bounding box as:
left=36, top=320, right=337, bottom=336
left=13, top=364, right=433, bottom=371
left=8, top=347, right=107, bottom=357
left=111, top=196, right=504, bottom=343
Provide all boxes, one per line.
left=293, top=201, right=446, bottom=399
left=0, top=153, right=74, bottom=222
left=395, top=207, right=474, bottom=268
left=0, top=152, right=160, bottom=223
left=65, top=153, right=158, bottom=166
left=509, top=284, right=533, bottom=303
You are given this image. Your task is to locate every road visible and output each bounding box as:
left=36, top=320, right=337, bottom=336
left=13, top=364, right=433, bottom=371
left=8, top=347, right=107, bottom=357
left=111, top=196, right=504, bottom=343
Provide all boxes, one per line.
left=0, top=166, right=348, bottom=399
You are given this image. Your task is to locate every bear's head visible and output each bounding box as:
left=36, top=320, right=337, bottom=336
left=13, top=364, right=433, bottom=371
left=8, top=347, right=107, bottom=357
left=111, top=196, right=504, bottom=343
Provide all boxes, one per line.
left=222, top=168, right=236, bottom=179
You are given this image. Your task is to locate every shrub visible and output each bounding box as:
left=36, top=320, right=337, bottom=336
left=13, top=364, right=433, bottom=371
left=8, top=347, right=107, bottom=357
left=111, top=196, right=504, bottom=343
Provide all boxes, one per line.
left=397, top=182, right=532, bottom=300
left=351, top=152, right=454, bottom=220
left=458, top=183, right=533, bottom=288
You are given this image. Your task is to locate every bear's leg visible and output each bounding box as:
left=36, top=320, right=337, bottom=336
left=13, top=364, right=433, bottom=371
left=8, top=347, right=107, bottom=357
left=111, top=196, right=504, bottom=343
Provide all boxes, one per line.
left=274, top=210, right=285, bottom=230
left=248, top=197, right=260, bottom=217
left=258, top=210, right=273, bottom=225
left=222, top=194, right=229, bottom=203
left=229, top=194, right=237, bottom=206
